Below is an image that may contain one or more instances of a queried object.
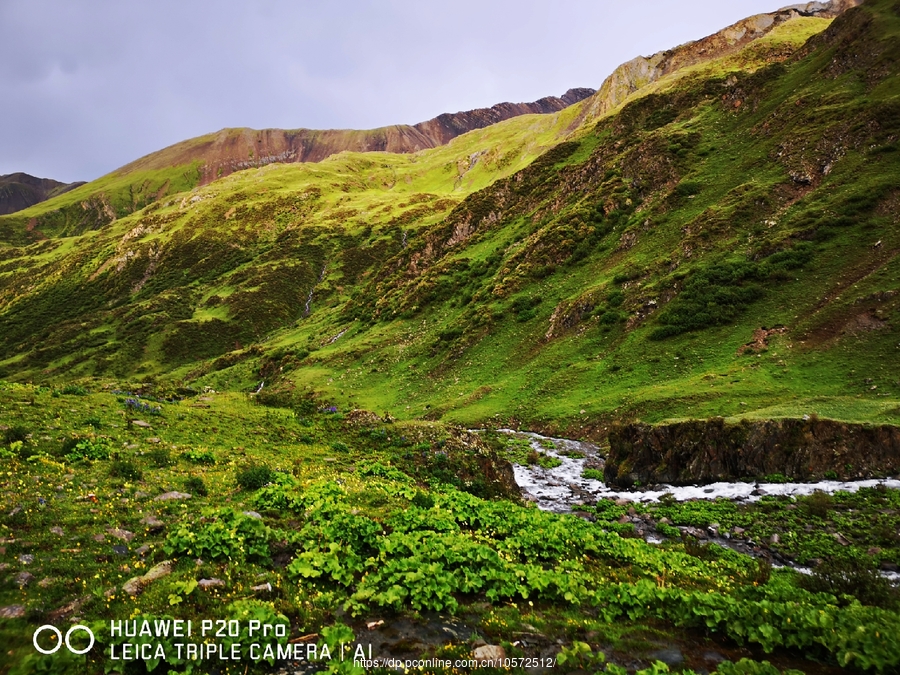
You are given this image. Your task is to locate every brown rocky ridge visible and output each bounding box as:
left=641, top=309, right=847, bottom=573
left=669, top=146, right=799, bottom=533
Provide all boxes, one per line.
left=118, top=88, right=596, bottom=185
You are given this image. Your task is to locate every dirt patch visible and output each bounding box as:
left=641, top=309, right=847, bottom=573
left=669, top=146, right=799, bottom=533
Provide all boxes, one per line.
left=737, top=326, right=787, bottom=354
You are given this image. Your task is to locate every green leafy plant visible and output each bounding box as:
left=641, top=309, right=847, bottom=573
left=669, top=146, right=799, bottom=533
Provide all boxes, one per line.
left=164, top=508, right=272, bottom=562
left=64, top=438, right=109, bottom=462
left=182, top=447, right=216, bottom=464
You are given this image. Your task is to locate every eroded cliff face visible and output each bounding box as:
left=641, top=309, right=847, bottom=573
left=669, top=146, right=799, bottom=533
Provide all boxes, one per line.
left=605, top=418, right=900, bottom=487
left=117, top=88, right=596, bottom=185
left=578, top=0, right=863, bottom=125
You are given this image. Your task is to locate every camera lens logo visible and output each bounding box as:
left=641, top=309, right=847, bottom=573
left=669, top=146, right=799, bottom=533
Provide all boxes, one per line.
left=33, top=625, right=95, bottom=654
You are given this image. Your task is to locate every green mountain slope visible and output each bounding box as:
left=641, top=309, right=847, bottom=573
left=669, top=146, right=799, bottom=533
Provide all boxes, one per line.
left=1, top=0, right=898, bottom=438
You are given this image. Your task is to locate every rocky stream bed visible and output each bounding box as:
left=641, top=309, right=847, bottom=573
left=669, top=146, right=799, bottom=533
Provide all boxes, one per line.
left=500, top=429, right=900, bottom=583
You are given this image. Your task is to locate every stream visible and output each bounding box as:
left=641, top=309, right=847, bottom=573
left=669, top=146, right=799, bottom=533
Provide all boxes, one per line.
left=498, top=429, right=900, bottom=582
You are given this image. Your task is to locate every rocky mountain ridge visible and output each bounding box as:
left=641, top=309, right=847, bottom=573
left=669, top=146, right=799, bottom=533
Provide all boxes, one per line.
left=577, top=0, right=863, bottom=125
left=118, top=88, right=596, bottom=185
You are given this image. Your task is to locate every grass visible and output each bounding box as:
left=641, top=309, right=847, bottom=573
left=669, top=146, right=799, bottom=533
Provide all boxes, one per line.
left=1, top=381, right=899, bottom=674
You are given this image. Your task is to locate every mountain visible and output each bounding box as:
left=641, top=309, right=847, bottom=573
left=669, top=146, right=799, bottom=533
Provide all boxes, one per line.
left=3, top=2, right=900, bottom=672
left=578, top=0, right=864, bottom=125
left=116, top=88, right=596, bottom=186
left=0, top=89, right=593, bottom=243
left=0, top=172, right=84, bottom=215
left=0, top=0, right=896, bottom=438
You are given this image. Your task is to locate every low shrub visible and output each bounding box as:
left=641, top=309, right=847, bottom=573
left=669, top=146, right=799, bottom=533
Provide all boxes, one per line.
left=800, top=557, right=898, bottom=609
left=236, top=464, right=275, bottom=491
left=184, top=476, right=208, bottom=497
left=109, top=460, right=143, bottom=481
left=148, top=447, right=173, bottom=468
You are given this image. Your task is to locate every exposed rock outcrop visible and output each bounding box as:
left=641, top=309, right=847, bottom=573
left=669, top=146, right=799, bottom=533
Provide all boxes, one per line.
left=578, top=0, right=863, bottom=125
left=605, top=418, right=900, bottom=486
left=118, top=89, right=596, bottom=185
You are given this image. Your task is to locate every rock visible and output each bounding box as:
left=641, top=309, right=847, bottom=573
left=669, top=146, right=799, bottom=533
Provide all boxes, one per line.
left=122, top=560, right=175, bottom=596
left=649, top=647, right=684, bottom=666
left=144, top=560, right=174, bottom=582
left=833, top=532, right=851, bottom=546
left=93, top=534, right=105, bottom=542
left=614, top=498, right=631, bottom=506
left=140, top=515, right=164, bottom=532
left=770, top=534, right=780, bottom=545
left=703, top=651, right=726, bottom=665
left=473, top=645, right=506, bottom=665
left=707, top=523, right=720, bottom=537
left=147, top=437, right=161, bottom=443
left=38, top=577, right=54, bottom=588
left=682, top=526, right=707, bottom=539
left=18, top=554, right=34, bottom=565
left=198, top=578, right=226, bottom=590
left=617, top=514, right=630, bottom=524
left=107, top=528, right=135, bottom=542
left=134, top=491, right=148, bottom=499
left=251, top=582, right=273, bottom=594
left=867, top=547, right=882, bottom=556
left=16, top=572, right=34, bottom=587
left=132, top=420, right=151, bottom=428
left=658, top=517, right=671, bottom=525
left=366, top=620, right=385, bottom=630
left=104, top=588, right=116, bottom=598
left=48, top=596, right=87, bottom=621
left=732, top=527, right=746, bottom=536
left=122, top=577, right=144, bottom=595
left=49, top=526, right=64, bottom=536
left=605, top=418, right=900, bottom=486
left=627, top=506, right=637, bottom=516
left=242, top=511, right=263, bottom=520
left=8, top=506, right=22, bottom=517
left=0, top=605, right=25, bottom=619
left=154, top=491, right=191, bottom=501
left=135, top=545, right=150, bottom=557
left=880, top=561, right=899, bottom=572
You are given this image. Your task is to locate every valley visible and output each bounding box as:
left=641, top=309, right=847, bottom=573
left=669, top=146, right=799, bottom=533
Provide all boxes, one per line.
left=1, top=0, right=900, bottom=672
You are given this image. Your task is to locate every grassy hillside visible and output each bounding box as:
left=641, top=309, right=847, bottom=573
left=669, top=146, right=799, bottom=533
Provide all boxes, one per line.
left=4, top=6, right=893, bottom=440
left=3, top=3, right=900, bottom=674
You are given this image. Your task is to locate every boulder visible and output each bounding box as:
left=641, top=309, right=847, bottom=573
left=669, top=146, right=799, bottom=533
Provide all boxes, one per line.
left=473, top=645, right=506, bottom=665
left=154, top=491, right=191, bottom=501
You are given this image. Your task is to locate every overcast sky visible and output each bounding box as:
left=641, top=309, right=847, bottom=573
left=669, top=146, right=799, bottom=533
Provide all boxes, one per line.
left=1, top=1, right=793, bottom=183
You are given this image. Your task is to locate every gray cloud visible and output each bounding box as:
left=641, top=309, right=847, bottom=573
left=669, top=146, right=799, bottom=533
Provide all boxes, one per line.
left=0, top=0, right=791, bottom=183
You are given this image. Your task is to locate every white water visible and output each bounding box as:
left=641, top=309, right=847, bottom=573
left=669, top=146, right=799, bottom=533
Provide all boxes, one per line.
left=499, top=429, right=900, bottom=512
left=498, top=429, right=900, bottom=581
